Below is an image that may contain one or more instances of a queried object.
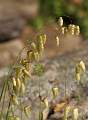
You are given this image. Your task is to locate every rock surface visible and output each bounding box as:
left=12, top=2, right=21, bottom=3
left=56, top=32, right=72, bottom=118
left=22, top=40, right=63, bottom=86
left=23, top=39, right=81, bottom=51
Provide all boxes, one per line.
left=27, top=46, right=88, bottom=120
left=0, top=0, right=38, bottom=41
left=0, top=39, right=24, bottom=68
left=0, top=43, right=88, bottom=119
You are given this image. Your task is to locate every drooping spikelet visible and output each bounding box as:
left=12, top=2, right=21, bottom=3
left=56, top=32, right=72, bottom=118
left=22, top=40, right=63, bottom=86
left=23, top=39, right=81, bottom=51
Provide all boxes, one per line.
left=52, top=87, right=59, bottom=98
left=79, top=61, right=85, bottom=72
left=73, top=108, right=79, bottom=120
left=24, top=105, right=32, bottom=118
left=43, top=98, right=49, bottom=108
left=75, top=26, right=80, bottom=35
left=11, top=94, right=19, bottom=105
left=68, top=24, right=75, bottom=35
left=56, top=36, right=60, bottom=46
left=58, top=17, right=63, bottom=27
left=12, top=77, right=16, bottom=87
left=22, top=68, right=31, bottom=78
left=75, top=60, right=85, bottom=81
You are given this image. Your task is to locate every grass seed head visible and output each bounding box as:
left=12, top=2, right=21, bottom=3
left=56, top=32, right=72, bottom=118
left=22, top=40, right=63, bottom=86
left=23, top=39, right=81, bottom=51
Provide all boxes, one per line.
left=31, top=42, right=37, bottom=50
left=64, top=106, right=71, bottom=120
left=58, top=17, right=63, bottom=27
left=79, top=60, right=85, bottom=72
left=34, top=52, right=40, bottom=61
left=16, top=78, right=21, bottom=90
left=11, top=95, right=19, bottom=105
left=61, top=27, right=65, bottom=35
left=22, top=69, right=31, bottom=78
left=52, top=87, right=59, bottom=98
left=68, top=24, right=75, bottom=35
left=56, top=36, right=60, bottom=46
left=73, top=108, right=79, bottom=120
left=24, top=105, right=32, bottom=118
left=43, top=98, right=49, bottom=108
left=75, top=73, right=80, bottom=81
left=75, top=26, right=80, bottom=35
left=27, top=51, right=34, bottom=62
left=12, top=77, right=16, bottom=87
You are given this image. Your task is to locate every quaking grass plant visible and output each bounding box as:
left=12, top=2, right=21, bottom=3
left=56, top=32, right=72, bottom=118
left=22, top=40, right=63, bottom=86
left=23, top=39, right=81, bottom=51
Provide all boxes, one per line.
left=0, top=17, right=85, bottom=120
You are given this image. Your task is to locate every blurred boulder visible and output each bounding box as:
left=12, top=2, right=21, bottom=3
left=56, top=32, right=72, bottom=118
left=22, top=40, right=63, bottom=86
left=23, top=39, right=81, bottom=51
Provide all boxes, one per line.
left=0, top=41, right=88, bottom=119
left=0, top=0, right=38, bottom=42
left=0, top=39, right=23, bottom=67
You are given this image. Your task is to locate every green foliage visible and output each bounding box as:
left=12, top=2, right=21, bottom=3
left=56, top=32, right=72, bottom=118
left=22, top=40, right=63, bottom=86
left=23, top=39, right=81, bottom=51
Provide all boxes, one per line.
left=34, top=64, right=45, bottom=76
left=27, top=17, right=44, bottom=30
left=63, top=0, right=88, bottom=39
left=39, top=0, right=63, bottom=18
left=38, top=0, right=88, bottom=39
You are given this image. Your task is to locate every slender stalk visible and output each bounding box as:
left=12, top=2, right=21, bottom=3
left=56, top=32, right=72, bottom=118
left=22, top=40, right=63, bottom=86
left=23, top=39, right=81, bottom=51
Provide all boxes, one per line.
left=6, top=99, right=11, bottom=120
left=64, top=67, right=67, bottom=120
left=0, top=47, right=26, bottom=120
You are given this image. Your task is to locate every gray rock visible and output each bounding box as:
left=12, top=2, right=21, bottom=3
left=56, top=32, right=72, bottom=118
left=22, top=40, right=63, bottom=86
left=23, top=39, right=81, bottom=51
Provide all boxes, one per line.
left=0, top=45, right=88, bottom=119
left=21, top=47, right=88, bottom=120
left=0, top=0, right=38, bottom=41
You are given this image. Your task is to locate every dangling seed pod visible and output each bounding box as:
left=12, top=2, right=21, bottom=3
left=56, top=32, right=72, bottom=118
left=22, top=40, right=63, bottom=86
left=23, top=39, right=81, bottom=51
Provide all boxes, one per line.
left=75, top=26, right=80, bottom=35
left=22, top=69, right=31, bottom=78
left=37, top=35, right=45, bottom=53
left=11, top=95, right=19, bottom=105
left=56, top=36, right=60, bottom=46
left=72, top=25, right=75, bottom=35
left=25, top=62, right=30, bottom=71
left=42, top=34, right=46, bottom=45
left=58, top=17, right=63, bottom=27
left=73, top=108, right=79, bottom=120
left=75, top=61, right=85, bottom=81
left=68, top=24, right=75, bottom=35
left=79, top=61, right=85, bottom=72
left=16, top=78, right=21, bottom=90
left=75, top=64, right=81, bottom=74
left=27, top=51, right=34, bottom=62
left=12, top=77, right=16, bottom=87
left=12, top=77, right=21, bottom=94
left=43, top=98, right=49, bottom=108
left=75, top=73, right=80, bottom=81
left=61, top=27, right=65, bottom=35
left=31, top=42, right=37, bottom=50
left=20, top=59, right=28, bottom=66
left=64, top=106, right=71, bottom=120
left=24, top=105, right=32, bottom=118
left=34, top=52, right=40, bottom=61
left=39, top=40, right=44, bottom=52
left=52, top=87, right=59, bottom=98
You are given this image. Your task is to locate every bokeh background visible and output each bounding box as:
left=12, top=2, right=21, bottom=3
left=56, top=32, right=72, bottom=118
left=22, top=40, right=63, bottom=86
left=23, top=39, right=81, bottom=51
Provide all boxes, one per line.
left=0, top=0, right=88, bottom=68
left=0, top=1, right=88, bottom=119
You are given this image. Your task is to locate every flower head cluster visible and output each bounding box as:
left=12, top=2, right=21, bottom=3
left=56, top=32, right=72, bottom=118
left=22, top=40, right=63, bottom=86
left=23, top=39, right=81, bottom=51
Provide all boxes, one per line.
left=75, top=60, right=85, bottom=81
left=56, top=17, right=80, bottom=46
left=0, top=34, right=47, bottom=120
